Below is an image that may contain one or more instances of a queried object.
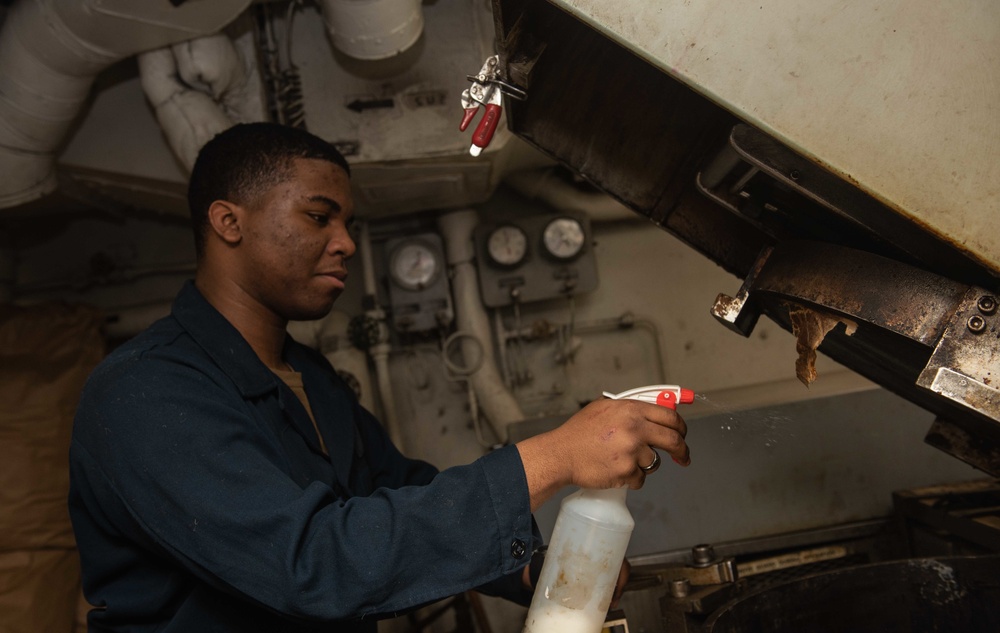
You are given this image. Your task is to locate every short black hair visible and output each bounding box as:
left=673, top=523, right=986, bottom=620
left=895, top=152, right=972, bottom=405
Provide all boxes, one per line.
left=187, top=122, right=351, bottom=258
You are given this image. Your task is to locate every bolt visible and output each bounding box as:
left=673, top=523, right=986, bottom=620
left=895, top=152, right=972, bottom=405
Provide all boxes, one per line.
left=789, top=169, right=801, bottom=181
left=669, top=578, right=690, bottom=598
left=691, top=544, right=716, bottom=567
left=978, top=296, right=997, bottom=315
left=968, top=315, right=987, bottom=333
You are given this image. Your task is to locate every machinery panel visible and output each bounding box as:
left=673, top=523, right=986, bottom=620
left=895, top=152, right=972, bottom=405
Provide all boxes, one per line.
left=474, top=210, right=598, bottom=308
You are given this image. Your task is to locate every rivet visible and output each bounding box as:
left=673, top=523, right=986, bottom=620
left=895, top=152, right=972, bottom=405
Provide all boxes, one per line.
left=968, top=315, right=986, bottom=333
left=977, top=296, right=997, bottom=315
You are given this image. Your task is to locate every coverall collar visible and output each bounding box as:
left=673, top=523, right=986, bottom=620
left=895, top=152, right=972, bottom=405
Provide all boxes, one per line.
left=170, top=280, right=282, bottom=399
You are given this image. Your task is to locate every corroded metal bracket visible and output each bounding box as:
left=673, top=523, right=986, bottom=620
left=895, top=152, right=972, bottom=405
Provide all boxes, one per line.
left=711, top=240, right=1000, bottom=472
left=917, top=287, right=1000, bottom=421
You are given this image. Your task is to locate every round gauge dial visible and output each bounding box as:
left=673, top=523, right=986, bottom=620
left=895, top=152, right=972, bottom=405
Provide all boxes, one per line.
left=486, top=225, right=528, bottom=267
left=542, top=217, right=586, bottom=260
left=389, top=241, right=440, bottom=290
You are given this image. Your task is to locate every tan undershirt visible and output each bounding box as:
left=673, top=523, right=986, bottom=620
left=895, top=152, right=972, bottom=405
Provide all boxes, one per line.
left=272, top=368, right=329, bottom=456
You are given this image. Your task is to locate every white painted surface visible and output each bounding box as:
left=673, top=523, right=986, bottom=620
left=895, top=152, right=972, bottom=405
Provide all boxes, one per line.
left=554, top=0, right=1000, bottom=270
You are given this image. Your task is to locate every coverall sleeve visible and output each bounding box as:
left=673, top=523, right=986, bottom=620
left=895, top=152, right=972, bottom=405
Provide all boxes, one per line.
left=70, top=348, right=536, bottom=622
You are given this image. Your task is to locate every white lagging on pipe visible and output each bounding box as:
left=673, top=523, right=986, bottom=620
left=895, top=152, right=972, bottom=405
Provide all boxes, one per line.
left=138, top=31, right=266, bottom=171
left=504, top=168, right=640, bottom=223
left=0, top=0, right=251, bottom=208
left=319, top=0, right=424, bottom=60
left=438, top=210, right=525, bottom=443
left=138, top=48, right=233, bottom=172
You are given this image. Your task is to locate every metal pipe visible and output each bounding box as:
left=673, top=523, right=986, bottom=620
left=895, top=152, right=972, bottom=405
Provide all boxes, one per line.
left=438, top=210, right=524, bottom=441
left=356, top=220, right=403, bottom=447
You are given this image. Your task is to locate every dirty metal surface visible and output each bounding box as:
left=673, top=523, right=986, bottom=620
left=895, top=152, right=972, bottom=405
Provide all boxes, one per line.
left=925, top=417, right=1000, bottom=477
left=710, top=240, right=1000, bottom=471
left=894, top=479, right=1000, bottom=553
left=713, top=241, right=968, bottom=346
left=916, top=287, right=1000, bottom=425
left=928, top=369, right=1000, bottom=424
left=711, top=246, right=773, bottom=336
left=705, top=555, right=1000, bottom=633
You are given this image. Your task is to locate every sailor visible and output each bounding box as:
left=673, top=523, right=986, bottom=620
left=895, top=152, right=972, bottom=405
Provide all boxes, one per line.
left=68, top=122, right=690, bottom=632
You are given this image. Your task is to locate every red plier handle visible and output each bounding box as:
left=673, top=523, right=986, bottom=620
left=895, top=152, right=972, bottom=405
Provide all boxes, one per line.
left=468, top=90, right=502, bottom=156
left=460, top=55, right=508, bottom=156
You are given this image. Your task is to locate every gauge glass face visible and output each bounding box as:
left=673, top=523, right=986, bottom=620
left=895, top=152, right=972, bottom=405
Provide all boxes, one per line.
left=542, top=217, right=585, bottom=260
left=487, top=225, right=528, bottom=267
left=390, top=242, right=439, bottom=290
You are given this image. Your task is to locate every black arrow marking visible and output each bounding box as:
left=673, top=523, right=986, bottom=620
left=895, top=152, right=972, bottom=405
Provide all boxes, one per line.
left=347, top=97, right=395, bottom=113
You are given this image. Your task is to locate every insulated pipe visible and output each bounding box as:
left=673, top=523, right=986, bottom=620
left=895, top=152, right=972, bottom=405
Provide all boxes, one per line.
left=319, top=0, right=424, bottom=61
left=138, top=31, right=267, bottom=172
left=504, top=168, right=640, bottom=223
left=138, top=47, right=233, bottom=172
left=438, top=210, right=525, bottom=442
left=0, top=0, right=251, bottom=208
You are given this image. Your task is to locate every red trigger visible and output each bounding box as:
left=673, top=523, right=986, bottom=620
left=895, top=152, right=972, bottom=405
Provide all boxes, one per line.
left=655, top=391, right=678, bottom=409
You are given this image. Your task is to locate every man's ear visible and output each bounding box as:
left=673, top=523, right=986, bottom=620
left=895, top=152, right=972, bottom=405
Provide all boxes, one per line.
left=206, top=200, right=244, bottom=246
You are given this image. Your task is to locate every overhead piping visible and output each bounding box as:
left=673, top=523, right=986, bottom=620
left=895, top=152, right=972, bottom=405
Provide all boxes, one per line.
left=318, top=0, right=424, bottom=61
left=139, top=30, right=266, bottom=171
left=0, top=0, right=251, bottom=208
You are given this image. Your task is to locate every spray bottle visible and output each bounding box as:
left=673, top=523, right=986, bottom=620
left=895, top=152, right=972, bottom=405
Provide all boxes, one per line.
left=523, top=385, right=695, bottom=633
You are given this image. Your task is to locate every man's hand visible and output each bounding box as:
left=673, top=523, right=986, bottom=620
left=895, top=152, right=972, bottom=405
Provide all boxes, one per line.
left=516, top=398, right=689, bottom=511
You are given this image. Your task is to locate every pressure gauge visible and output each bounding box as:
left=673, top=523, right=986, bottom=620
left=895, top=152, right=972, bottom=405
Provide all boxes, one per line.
left=389, top=240, right=441, bottom=290
left=542, top=217, right=586, bottom=260
left=486, top=224, right=528, bottom=267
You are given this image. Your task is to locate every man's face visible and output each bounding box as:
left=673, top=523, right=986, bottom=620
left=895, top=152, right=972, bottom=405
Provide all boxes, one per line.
left=240, top=157, right=356, bottom=321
